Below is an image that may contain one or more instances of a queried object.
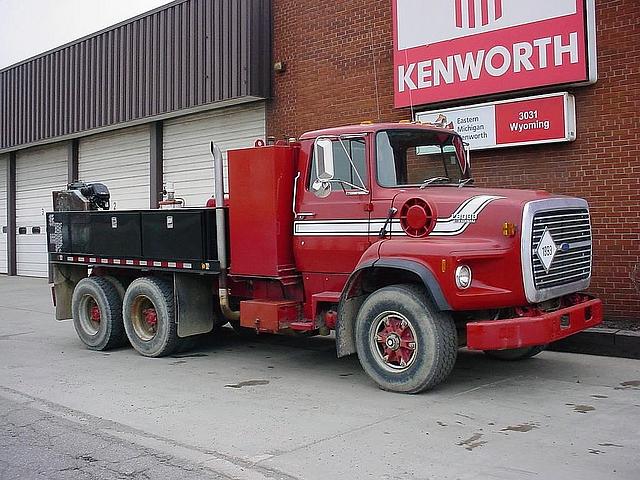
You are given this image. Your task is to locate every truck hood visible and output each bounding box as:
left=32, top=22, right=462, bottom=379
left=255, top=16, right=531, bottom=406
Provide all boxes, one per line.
left=391, top=186, right=561, bottom=218
left=390, top=186, right=556, bottom=214
left=386, top=186, right=563, bottom=238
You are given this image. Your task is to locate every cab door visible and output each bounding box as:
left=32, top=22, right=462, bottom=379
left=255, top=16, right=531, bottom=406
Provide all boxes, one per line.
left=293, top=135, right=372, bottom=274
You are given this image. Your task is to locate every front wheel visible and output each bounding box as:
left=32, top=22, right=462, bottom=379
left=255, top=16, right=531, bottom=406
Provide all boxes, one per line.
left=355, top=284, right=458, bottom=393
left=484, top=345, right=546, bottom=361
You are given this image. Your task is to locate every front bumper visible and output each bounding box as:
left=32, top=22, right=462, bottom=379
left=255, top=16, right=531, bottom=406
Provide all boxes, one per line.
left=466, top=297, right=603, bottom=351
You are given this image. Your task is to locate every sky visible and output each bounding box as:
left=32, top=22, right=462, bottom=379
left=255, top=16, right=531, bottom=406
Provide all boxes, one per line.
left=0, top=0, right=173, bottom=69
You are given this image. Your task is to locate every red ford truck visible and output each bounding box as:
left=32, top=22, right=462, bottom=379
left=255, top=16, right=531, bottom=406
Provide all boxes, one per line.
left=48, top=122, right=602, bottom=393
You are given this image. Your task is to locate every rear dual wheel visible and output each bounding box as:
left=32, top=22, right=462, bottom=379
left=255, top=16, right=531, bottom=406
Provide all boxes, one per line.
left=122, top=277, right=179, bottom=357
left=71, top=277, right=127, bottom=350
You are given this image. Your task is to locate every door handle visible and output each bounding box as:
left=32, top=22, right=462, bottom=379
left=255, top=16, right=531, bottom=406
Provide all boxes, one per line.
left=296, top=212, right=316, bottom=218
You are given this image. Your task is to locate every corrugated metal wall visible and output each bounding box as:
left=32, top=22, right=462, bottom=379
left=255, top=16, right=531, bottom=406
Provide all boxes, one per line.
left=163, top=102, right=266, bottom=207
left=78, top=125, right=151, bottom=211
left=0, top=0, right=271, bottom=152
left=15, top=144, right=68, bottom=277
left=0, top=155, right=7, bottom=274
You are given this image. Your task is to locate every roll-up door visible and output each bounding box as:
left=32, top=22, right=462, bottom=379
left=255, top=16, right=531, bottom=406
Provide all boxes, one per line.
left=15, top=144, right=68, bottom=277
left=163, top=102, right=266, bottom=207
left=78, top=125, right=150, bottom=211
left=0, top=155, right=8, bottom=274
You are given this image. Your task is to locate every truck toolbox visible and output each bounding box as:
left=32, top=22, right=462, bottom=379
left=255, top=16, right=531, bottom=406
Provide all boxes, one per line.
left=141, top=209, right=218, bottom=261
left=240, top=299, right=302, bottom=333
left=91, top=211, right=142, bottom=257
left=48, top=208, right=221, bottom=264
left=48, top=211, right=142, bottom=258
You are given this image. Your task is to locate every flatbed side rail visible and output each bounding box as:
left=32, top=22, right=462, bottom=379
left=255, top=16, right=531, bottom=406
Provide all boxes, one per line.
left=49, top=253, right=221, bottom=275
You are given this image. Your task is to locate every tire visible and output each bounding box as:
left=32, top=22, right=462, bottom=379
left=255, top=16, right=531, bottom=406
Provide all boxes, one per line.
left=100, top=275, right=129, bottom=347
left=102, top=275, right=126, bottom=301
left=71, top=277, right=126, bottom=351
left=123, top=277, right=179, bottom=357
left=484, top=345, right=546, bottom=361
left=355, top=284, right=457, bottom=393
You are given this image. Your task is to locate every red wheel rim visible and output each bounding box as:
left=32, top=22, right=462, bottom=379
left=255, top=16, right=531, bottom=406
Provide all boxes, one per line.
left=370, top=312, right=418, bottom=372
left=143, top=307, right=157, bottom=327
left=131, top=296, right=158, bottom=341
left=79, top=295, right=102, bottom=336
left=89, top=303, right=101, bottom=323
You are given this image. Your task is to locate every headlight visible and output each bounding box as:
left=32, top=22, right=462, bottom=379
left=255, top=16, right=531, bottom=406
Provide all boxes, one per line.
left=455, top=265, right=472, bottom=289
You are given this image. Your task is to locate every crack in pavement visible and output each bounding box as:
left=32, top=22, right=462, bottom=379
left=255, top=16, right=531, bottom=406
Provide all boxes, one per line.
left=0, top=330, right=36, bottom=340
left=251, top=408, right=412, bottom=464
left=0, top=385, right=300, bottom=480
left=0, top=304, right=54, bottom=315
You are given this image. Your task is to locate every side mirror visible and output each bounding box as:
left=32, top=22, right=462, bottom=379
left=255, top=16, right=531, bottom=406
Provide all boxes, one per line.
left=314, top=138, right=335, bottom=181
left=311, top=138, right=334, bottom=198
left=311, top=178, right=331, bottom=198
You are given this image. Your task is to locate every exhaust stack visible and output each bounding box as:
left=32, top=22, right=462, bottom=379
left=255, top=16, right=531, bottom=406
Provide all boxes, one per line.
left=210, top=142, right=240, bottom=322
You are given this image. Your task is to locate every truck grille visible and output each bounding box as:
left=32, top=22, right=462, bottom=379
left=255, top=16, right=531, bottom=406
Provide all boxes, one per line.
left=531, top=208, right=592, bottom=290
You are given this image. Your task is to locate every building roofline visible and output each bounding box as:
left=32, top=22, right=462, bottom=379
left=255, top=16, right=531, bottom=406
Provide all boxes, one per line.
left=0, top=96, right=265, bottom=155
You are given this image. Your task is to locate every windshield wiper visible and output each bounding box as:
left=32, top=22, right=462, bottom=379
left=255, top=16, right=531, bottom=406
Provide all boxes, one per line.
left=419, top=176, right=451, bottom=189
left=458, top=178, right=475, bottom=188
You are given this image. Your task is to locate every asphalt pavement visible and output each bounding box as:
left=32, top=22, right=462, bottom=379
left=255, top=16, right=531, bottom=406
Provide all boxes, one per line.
left=1, top=275, right=639, bottom=480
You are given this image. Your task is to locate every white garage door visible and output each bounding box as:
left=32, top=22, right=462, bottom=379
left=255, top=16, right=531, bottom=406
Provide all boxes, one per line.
left=163, top=102, right=266, bottom=207
left=0, top=154, right=8, bottom=274
left=79, top=125, right=150, bottom=211
left=16, top=144, right=68, bottom=277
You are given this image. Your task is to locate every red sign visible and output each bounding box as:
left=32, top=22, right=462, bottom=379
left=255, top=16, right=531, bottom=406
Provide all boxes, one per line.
left=393, top=0, right=597, bottom=108
left=495, top=95, right=566, bottom=145
left=417, top=93, right=576, bottom=150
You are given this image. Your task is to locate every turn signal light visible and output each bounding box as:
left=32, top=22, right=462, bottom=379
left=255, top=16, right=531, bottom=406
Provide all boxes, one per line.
left=502, top=222, right=517, bottom=237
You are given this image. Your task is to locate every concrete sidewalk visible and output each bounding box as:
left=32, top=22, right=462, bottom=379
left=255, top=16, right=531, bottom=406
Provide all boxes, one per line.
left=549, top=327, right=640, bottom=360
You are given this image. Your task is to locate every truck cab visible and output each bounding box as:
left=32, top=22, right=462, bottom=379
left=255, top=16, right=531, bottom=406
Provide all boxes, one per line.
left=290, top=122, right=601, bottom=391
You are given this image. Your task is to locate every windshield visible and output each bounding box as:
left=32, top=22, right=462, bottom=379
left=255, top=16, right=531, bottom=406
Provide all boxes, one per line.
left=376, top=129, right=470, bottom=187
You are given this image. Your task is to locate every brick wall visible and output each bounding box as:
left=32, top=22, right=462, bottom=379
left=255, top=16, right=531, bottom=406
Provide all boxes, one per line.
left=267, top=0, right=640, bottom=321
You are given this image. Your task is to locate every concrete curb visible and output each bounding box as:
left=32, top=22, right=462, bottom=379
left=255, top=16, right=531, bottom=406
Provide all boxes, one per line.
left=549, top=327, right=640, bottom=360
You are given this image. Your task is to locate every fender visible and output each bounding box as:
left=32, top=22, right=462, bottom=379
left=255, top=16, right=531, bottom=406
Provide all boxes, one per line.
left=336, top=251, right=451, bottom=357
left=372, top=258, right=451, bottom=311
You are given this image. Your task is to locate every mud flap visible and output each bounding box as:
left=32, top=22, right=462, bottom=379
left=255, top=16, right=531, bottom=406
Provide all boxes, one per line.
left=336, top=294, right=367, bottom=357
left=52, top=263, right=88, bottom=320
left=174, top=273, right=214, bottom=338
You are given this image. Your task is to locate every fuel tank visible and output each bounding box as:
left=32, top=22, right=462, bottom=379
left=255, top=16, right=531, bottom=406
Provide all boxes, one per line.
left=227, top=145, right=297, bottom=277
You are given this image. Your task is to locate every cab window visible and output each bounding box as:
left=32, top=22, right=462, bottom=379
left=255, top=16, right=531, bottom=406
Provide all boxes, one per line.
left=309, top=138, right=367, bottom=191
left=376, top=130, right=466, bottom=187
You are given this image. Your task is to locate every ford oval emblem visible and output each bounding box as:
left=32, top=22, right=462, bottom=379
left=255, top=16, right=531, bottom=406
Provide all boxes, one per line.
left=560, top=243, right=570, bottom=252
